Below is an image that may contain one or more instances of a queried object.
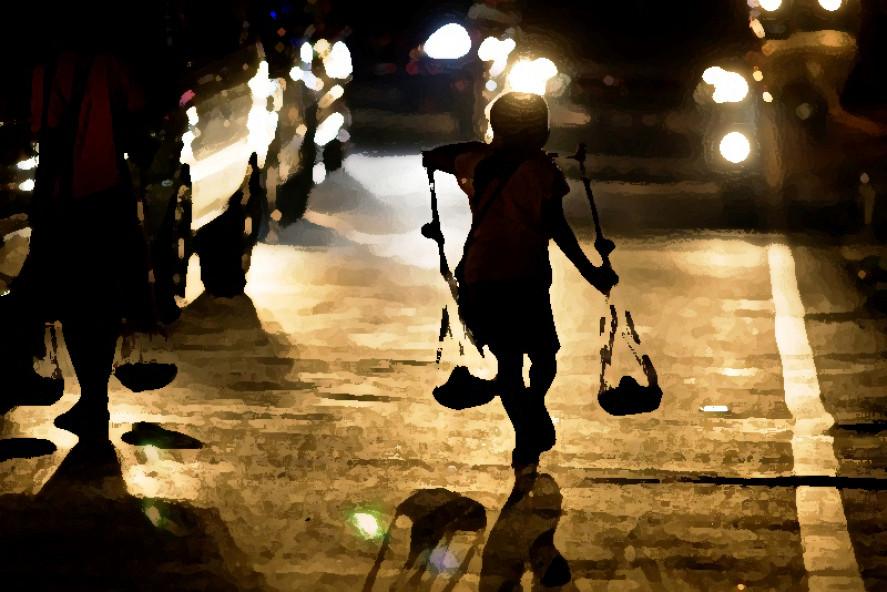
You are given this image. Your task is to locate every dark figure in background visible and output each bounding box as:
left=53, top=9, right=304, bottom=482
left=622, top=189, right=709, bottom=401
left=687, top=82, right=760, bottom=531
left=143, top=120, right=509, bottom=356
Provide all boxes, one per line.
left=192, top=152, right=265, bottom=298
left=0, top=19, right=153, bottom=440
left=423, top=92, right=618, bottom=467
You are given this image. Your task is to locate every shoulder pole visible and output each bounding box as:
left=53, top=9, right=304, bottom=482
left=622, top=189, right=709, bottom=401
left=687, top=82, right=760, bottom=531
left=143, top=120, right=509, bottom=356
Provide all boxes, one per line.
left=421, top=168, right=483, bottom=356
left=568, top=143, right=616, bottom=267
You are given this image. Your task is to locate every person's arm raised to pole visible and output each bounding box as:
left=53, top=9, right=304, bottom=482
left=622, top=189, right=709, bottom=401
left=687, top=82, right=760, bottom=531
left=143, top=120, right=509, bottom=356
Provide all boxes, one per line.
left=422, top=142, right=487, bottom=174
left=543, top=196, right=618, bottom=296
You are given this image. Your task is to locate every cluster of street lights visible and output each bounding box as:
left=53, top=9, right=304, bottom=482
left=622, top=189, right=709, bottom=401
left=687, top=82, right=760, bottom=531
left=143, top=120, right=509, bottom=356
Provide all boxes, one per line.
left=422, top=22, right=560, bottom=142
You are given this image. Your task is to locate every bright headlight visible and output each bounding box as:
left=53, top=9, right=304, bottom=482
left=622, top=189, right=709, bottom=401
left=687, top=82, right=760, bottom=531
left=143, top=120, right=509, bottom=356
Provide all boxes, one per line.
left=507, top=58, right=558, bottom=95
left=323, top=41, right=353, bottom=79
left=719, top=132, right=751, bottom=164
left=424, top=23, right=471, bottom=60
left=702, top=67, right=749, bottom=103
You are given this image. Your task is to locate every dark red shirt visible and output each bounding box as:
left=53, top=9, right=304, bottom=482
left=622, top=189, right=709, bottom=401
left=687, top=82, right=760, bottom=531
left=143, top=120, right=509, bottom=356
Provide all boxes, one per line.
left=31, top=53, right=145, bottom=198
left=446, top=143, right=570, bottom=285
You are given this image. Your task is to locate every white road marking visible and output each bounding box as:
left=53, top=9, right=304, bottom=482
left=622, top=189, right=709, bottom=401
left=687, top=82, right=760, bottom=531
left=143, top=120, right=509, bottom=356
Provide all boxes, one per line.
left=767, top=244, right=864, bottom=592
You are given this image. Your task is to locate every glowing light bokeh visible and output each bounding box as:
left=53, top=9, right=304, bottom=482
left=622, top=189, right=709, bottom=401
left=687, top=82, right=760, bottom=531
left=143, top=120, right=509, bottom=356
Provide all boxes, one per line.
left=16, top=157, right=37, bottom=171
left=763, top=91, right=774, bottom=102
left=818, top=0, right=841, bottom=10
left=312, top=162, right=326, bottom=184
left=318, top=84, right=345, bottom=109
left=424, top=23, right=472, bottom=59
left=750, top=18, right=766, bottom=39
left=323, top=41, right=353, bottom=79
left=315, top=112, right=345, bottom=146
left=507, top=58, right=558, bottom=95
left=314, top=39, right=331, bottom=55
left=759, top=0, right=782, bottom=10
left=753, top=70, right=764, bottom=82
left=300, top=41, right=313, bottom=64
left=702, top=67, right=749, bottom=103
left=477, top=37, right=515, bottom=62
left=18, top=179, right=34, bottom=191
left=719, top=132, right=751, bottom=163
left=485, top=80, right=497, bottom=91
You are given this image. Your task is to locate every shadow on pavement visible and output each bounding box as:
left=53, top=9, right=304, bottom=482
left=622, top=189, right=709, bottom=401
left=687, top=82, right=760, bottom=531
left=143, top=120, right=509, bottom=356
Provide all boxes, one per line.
left=364, top=472, right=571, bottom=591
left=842, top=489, right=887, bottom=590
left=0, top=437, right=57, bottom=463
left=479, top=472, right=572, bottom=591
left=0, top=441, right=267, bottom=591
left=168, top=292, right=304, bottom=396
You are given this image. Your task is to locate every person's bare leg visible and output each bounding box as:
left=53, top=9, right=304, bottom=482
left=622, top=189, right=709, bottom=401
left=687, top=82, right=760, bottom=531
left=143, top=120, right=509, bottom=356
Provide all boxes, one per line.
left=494, top=349, right=537, bottom=465
left=527, top=349, right=557, bottom=455
left=54, top=312, right=119, bottom=441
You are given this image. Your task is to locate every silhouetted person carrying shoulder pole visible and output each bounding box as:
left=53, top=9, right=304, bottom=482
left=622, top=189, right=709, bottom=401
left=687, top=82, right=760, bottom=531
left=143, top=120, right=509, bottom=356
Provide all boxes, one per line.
left=0, top=9, right=154, bottom=442
left=423, top=92, right=618, bottom=467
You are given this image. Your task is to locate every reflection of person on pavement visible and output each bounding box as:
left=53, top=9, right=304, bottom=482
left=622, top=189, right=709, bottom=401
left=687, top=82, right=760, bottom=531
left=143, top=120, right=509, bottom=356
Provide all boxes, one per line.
left=422, top=92, right=618, bottom=466
left=480, top=472, right=571, bottom=590
left=0, top=10, right=154, bottom=441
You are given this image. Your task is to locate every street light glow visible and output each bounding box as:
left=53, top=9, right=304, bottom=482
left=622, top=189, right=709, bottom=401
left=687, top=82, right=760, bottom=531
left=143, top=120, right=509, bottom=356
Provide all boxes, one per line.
left=323, top=41, right=353, bottom=79
left=702, top=67, right=749, bottom=103
left=424, top=23, right=471, bottom=59
left=16, top=157, right=37, bottom=170
left=759, top=0, right=782, bottom=10
left=315, top=112, right=345, bottom=146
left=300, top=42, right=313, bottom=64
left=18, top=179, right=35, bottom=192
left=719, top=132, right=751, bottom=163
left=507, top=58, right=558, bottom=95
left=818, top=0, right=841, bottom=10
left=478, top=36, right=515, bottom=63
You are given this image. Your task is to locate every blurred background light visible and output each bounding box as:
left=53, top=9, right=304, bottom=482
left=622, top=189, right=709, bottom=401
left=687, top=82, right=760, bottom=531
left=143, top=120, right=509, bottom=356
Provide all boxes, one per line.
left=702, top=67, right=749, bottom=103
left=16, top=157, right=37, bottom=171
left=818, top=0, right=841, bottom=10
left=424, top=23, right=471, bottom=59
left=719, top=132, right=751, bottom=163
left=300, top=42, right=313, bottom=64
left=323, top=41, right=353, bottom=79
left=315, top=112, right=345, bottom=146
left=477, top=37, right=515, bottom=63
left=507, top=58, right=558, bottom=95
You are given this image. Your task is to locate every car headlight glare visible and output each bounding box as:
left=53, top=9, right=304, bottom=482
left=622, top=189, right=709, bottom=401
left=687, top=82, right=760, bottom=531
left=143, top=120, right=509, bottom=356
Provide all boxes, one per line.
left=424, top=23, right=472, bottom=60
left=719, top=132, right=751, bottom=164
left=507, top=58, right=558, bottom=95
left=702, top=67, right=749, bottom=103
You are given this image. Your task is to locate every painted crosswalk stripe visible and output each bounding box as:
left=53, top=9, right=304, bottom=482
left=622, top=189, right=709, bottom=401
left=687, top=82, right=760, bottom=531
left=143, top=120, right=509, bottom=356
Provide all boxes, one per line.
left=767, top=244, right=865, bottom=592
